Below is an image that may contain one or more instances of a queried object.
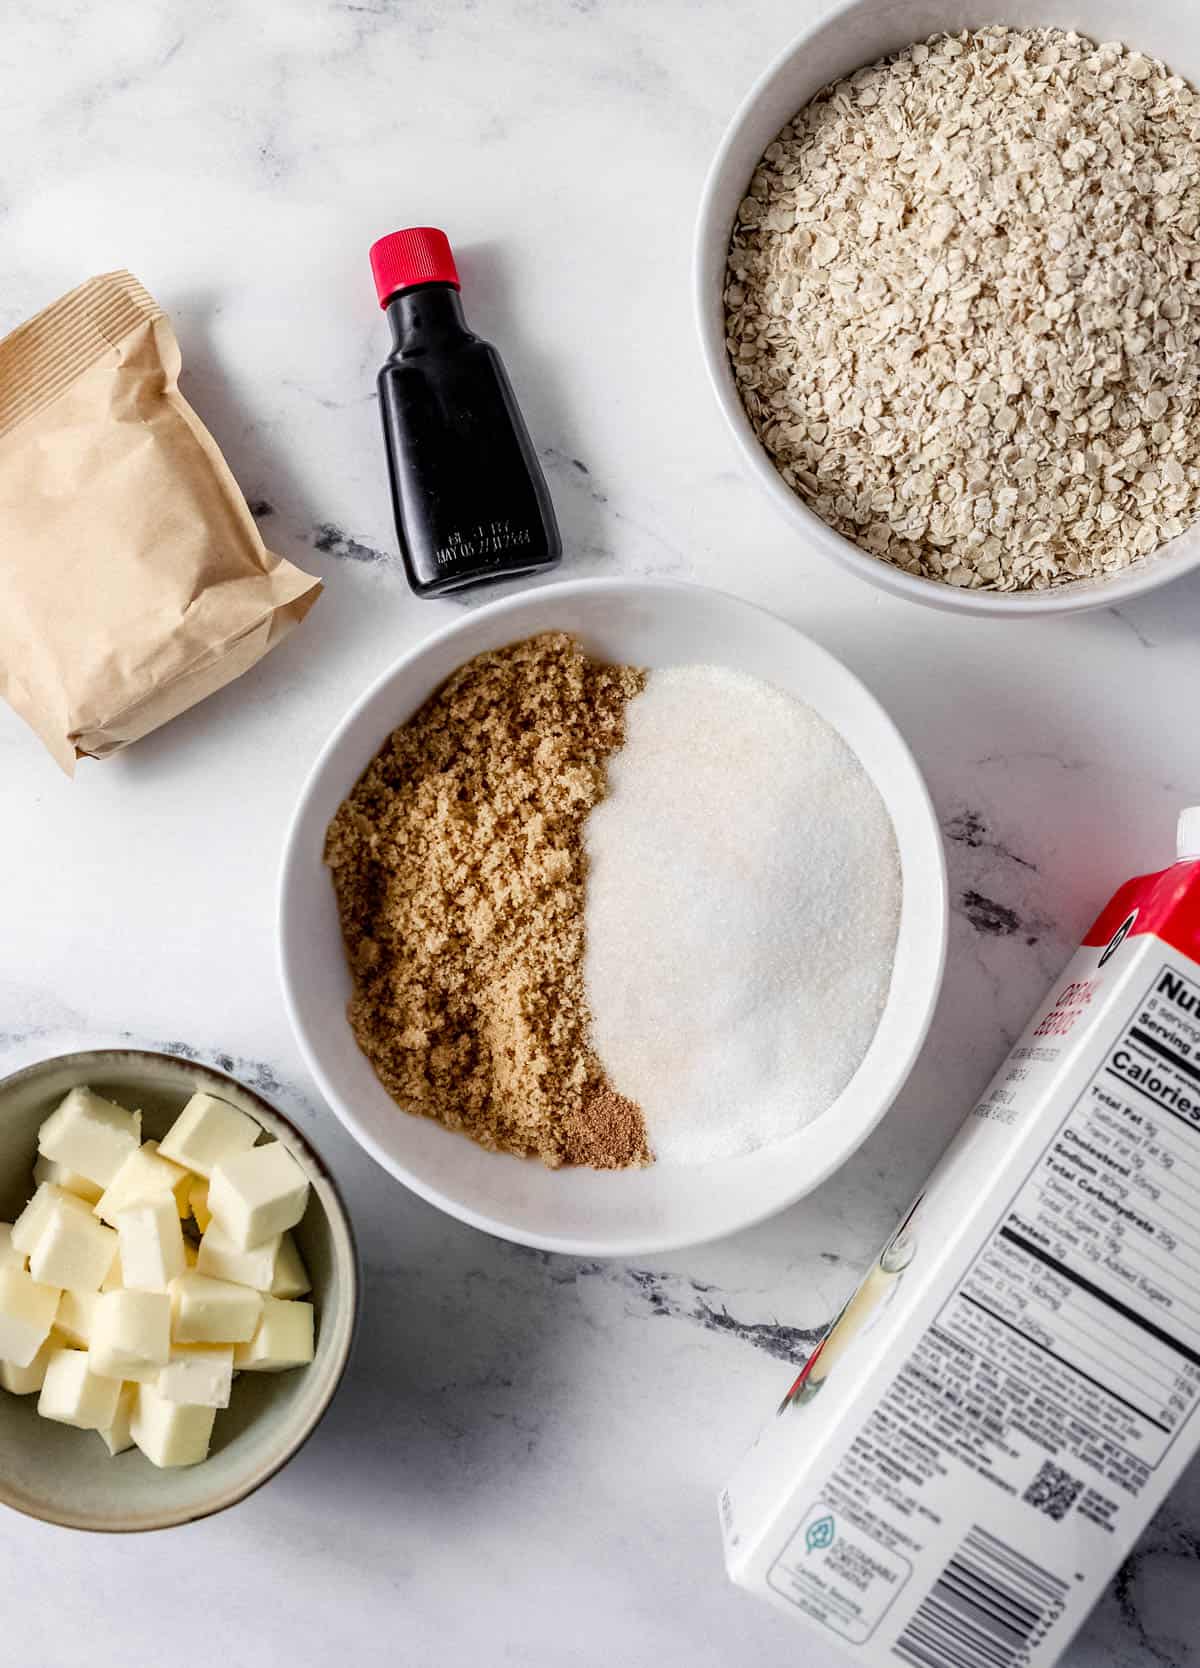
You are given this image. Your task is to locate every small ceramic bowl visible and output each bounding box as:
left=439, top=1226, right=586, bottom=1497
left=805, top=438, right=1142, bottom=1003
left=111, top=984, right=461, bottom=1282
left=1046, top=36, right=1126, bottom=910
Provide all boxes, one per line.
left=280, top=577, right=947, bottom=1257
left=694, top=0, right=1200, bottom=616
left=0, top=1050, right=357, bottom=1532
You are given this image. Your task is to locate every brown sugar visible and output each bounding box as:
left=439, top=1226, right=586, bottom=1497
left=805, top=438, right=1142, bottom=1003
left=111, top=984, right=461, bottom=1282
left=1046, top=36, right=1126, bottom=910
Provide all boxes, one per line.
left=323, top=632, right=652, bottom=1169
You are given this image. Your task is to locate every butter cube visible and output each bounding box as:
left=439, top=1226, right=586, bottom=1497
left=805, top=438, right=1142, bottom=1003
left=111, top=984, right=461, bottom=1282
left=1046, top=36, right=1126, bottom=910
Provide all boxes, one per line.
left=189, top=1177, right=212, bottom=1233
left=55, top=1289, right=100, bottom=1348
left=0, top=1264, right=61, bottom=1367
left=29, top=1197, right=118, bottom=1293
left=0, top=1224, right=23, bottom=1271
left=33, top=1155, right=103, bottom=1206
left=89, top=1290, right=171, bottom=1382
left=0, top=1332, right=59, bottom=1394
left=12, top=1183, right=90, bottom=1256
left=158, top=1093, right=259, bottom=1179
left=38, top=1347, right=122, bottom=1430
left=196, top=1221, right=279, bottom=1291
left=101, top=1251, right=123, bottom=1293
left=158, top=1345, right=234, bottom=1408
left=209, top=1142, right=309, bottom=1249
left=271, top=1232, right=311, bottom=1299
left=115, top=1195, right=185, bottom=1291
left=38, top=1087, right=141, bottom=1188
left=98, top=1382, right=137, bottom=1456
left=235, top=1297, right=314, bottom=1372
left=170, top=1272, right=262, bottom=1344
left=94, top=1141, right=190, bottom=1226
left=131, top=1382, right=216, bottom=1467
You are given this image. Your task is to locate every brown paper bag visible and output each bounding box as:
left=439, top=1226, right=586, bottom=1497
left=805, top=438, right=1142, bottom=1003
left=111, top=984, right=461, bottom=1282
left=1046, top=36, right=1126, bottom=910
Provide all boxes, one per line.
left=0, top=271, right=322, bottom=774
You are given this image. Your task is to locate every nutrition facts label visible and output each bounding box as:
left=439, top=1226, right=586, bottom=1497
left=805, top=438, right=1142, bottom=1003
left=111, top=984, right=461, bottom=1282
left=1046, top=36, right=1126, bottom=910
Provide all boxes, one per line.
left=939, top=962, right=1200, bottom=1473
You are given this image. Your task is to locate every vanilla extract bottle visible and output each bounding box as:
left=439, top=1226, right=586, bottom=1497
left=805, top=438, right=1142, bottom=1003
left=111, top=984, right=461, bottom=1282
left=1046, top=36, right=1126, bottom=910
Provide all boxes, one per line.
left=370, top=226, right=562, bottom=596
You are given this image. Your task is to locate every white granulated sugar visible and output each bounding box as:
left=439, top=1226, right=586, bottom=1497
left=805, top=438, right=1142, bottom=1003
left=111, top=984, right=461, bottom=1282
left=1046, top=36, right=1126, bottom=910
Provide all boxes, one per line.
left=584, top=666, right=901, bottom=1165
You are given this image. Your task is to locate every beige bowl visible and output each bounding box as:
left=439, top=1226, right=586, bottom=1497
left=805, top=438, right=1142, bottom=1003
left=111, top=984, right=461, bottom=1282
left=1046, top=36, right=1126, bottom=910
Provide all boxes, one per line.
left=0, top=1050, right=357, bottom=1532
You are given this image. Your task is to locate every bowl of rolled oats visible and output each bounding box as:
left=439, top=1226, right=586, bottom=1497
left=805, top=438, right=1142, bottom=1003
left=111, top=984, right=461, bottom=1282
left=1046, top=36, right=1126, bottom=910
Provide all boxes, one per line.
left=696, top=3, right=1200, bottom=612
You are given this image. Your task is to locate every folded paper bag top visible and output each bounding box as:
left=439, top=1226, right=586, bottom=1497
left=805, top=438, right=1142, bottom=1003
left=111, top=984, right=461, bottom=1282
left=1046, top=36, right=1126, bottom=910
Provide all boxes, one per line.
left=0, top=271, right=322, bottom=774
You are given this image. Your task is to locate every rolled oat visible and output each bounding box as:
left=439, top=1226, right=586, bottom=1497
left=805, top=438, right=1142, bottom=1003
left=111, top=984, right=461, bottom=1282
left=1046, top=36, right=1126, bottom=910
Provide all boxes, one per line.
left=726, top=27, right=1200, bottom=590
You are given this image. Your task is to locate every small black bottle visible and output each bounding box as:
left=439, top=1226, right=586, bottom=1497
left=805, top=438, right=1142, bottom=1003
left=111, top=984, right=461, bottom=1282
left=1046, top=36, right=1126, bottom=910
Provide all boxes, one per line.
left=369, top=226, right=562, bottom=596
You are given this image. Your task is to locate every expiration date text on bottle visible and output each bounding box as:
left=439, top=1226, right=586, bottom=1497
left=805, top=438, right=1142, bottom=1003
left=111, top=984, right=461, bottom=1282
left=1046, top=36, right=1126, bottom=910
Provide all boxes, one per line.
left=435, top=520, right=534, bottom=567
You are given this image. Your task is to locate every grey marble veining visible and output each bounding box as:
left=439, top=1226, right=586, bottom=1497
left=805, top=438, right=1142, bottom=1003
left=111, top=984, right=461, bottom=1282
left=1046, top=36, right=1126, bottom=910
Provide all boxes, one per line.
left=1, top=0, right=1199, bottom=1663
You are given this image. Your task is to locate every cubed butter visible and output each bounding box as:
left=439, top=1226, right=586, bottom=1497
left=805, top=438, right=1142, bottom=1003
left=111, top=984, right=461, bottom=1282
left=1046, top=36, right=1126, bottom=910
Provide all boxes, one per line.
left=115, top=1195, right=185, bottom=1291
left=234, top=1297, right=315, bottom=1372
left=29, top=1196, right=118, bottom=1294
left=208, top=1142, right=309, bottom=1250
left=0, top=1263, right=61, bottom=1368
left=55, top=1289, right=100, bottom=1349
left=101, top=1251, right=123, bottom=1293
left=188, top=1176, right=212, bottom=1233
left=195, top=1220, right=279, bottom=1291
left=131, top=1382, right=216, bottom=1467
left=0, top=1331, right=60, bottom=1395
left=170, top=1272, right=262, bottom=1344
left=158, top=1345, right=234, bottom=1409
left=97, top=1381, right=137, bottom=1456
left=271, top=1231, right=310, bottom=1299
left=33, top=1154, right=103, bottom=1206
left=37, top=1087, right=141, bottom=1188
left=158, top=1093, right=259, bottom=1179
left=93, top=1140, right=190, bottom=1226
left=89, top=1290, right=171, bottom=1382
left=12, top=1182, right=90, bottom=1256
left=0, top=1224, right=23, bottom=1271
left=38, top=1347, right=122, bottom=1430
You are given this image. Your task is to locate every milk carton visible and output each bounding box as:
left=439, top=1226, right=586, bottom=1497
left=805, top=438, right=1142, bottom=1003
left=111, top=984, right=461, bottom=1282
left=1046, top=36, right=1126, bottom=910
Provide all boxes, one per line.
left=722, top=810, right=1200, bottom=1665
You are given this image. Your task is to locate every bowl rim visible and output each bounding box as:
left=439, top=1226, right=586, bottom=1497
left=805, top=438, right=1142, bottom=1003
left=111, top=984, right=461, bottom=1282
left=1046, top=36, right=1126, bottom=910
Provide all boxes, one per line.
left=692, top=0, right=1200, bottom=617
left=0, top=1047, right=359, bottom=1534
left=278, top=574, right=948, bottom=1257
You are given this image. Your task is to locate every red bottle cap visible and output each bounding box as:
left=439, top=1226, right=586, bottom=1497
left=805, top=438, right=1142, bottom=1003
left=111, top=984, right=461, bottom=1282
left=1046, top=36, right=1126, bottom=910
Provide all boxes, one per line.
left=369, top=227, right=460, bottom=306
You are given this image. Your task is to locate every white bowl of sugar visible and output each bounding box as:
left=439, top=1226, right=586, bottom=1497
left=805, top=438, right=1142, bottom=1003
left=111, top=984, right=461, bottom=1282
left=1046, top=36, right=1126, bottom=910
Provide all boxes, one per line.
left=280, top=579, right=947, bottom=1256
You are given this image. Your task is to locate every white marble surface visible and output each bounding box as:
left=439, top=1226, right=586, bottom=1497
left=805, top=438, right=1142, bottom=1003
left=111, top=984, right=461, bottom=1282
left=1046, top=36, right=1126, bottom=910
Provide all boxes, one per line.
left=2, top=0, right=1199, bottom=1661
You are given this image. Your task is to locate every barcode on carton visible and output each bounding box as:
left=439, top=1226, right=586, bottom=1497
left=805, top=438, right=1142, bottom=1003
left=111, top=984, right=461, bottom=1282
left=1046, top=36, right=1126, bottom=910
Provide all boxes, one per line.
left=893, top=1526, right=1068, bottom=1668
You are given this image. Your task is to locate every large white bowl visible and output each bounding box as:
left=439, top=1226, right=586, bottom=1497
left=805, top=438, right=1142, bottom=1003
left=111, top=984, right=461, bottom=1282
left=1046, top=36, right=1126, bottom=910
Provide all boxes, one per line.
left=695, top=0, right=1200, bottom=616
left=279, top=579, right=946, bottom=1256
